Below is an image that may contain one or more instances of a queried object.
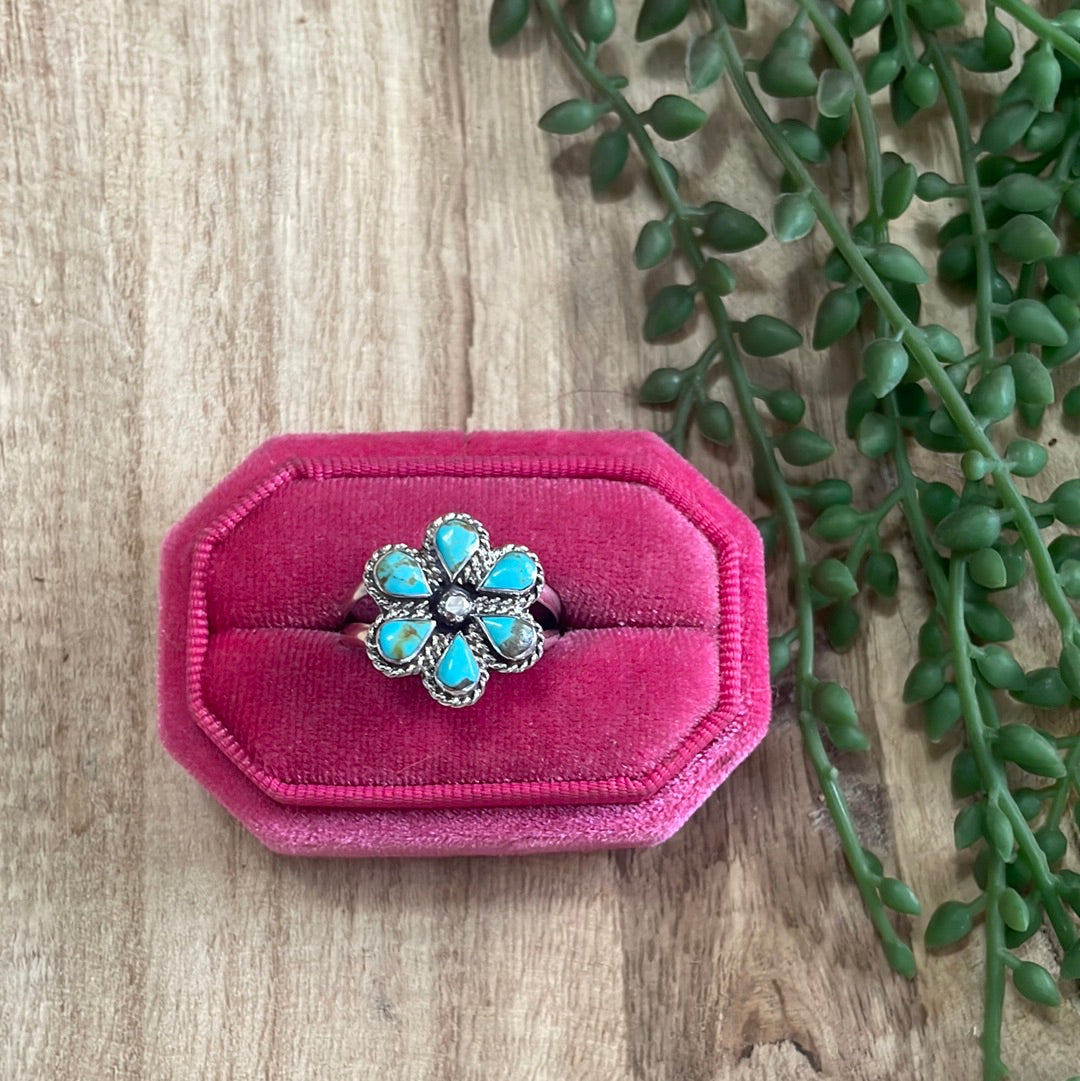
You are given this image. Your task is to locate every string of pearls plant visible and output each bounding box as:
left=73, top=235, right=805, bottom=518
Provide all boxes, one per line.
left=490, top=1, right=1080, bottom=1077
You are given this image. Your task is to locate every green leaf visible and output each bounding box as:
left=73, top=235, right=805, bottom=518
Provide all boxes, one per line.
left=639, top=367, right=683, bottom=404
left=1052, top=479, right=1080, bottom=525
left=686, top=34, right=725, bottom=92
left=703, top=204, right=767, bottom=252
left=879, top=877, right=921, bottom=915
left=922, top=323, right=964, bottom=363
left=882, top=162, right=917, bottom=219
left=934, top=505, right=1003, bottom=552
left=924, top=684, right=961, bottom=741
left=1024, top=110, right=1066, bottom=152
left=643, top=285, right=695, bottom=341
left=765, top=389, right=805, bottom=424
left=634, top=220, right=673, bottom=270
left=968, top=366, right=1015, bottom=423
left=1005, top=438, right=1047, bottom=477
left=999, top=887, right=1030, bottom=932
left=1012, top=788, right=1045, bottom=821
left=1061, top=941, right=1080, bottom=980
left=589, top=128, right=630, bottom=194
left=698, top=400, right=734, bottom=445
left=902, top=64, right=938, bottom=108
left=1019, top=47, right=1062, bottom=113
left=1012, top=666, right=1072, bottom=709
left=868, top=243, right=929, bottom=284
left=965, top=600, right=1013, bottom=642
left=865, top=551, right=898, bottom=597
left=773, top=193, right=816, bottom=243
left=576, top=0, right=617, bottom=43
left=712, top=0, right=746, bottom=29
left=969, top=548, right=1007, bottom=590
left=849, top=0, right=887, bottom=35
left=855, top=413, right=896, bottom=459
left=925, top=900, right=973, bottom=949
left=810, top=504, right=861, bottom=541
left=864, top=51, right=901, bottom=94
left=812, top=680, right=858, bottom=727
left=816, top=69, right=855, bottom=117
left=979, top=103, right=1037, bottom=153
left=812, top=558, right=859, bottom=600
left=699, top=258, right=735, bottom=296
left=883, top=940, right=916, bottom=979
left=985, top=801, right=1014, bottom=862
left=994, top=724, right=1065, bottom=778
left=1059, top=642, right=1080, bottom=698
left=1008, top=353, right=1054, bottom=406
left=826, top=603, right=860, bottom=651
left=813, top=288, right=862, bottom=349
left=759, top=45, right=818, bottom=99
left=738, top=315, right=803, bottom=357
left=634, top=0, right=690, bottom=41
left=916, top=171, right=952, bottom=201
left=1047, top=255, right=1080, bottom=299
left=539, top=99, right=606, bottom=135
left=992, top=174, right=1059, bottom=213
left=1012, top=961, right=1061, bottom=1007
left=951, top=750, right=982, bottom=798
left=976, top=646, right=1027, bottom=691
left=994, top=214, right=1061, bottom=263
left=953, top=803, right=984, bottom=849
left=1035, top=825, right=1067, bottom=865
left=647, top=94, right=707, bottom=141
left=903, top=660, right=945, bottom=704
left=777, top=119, right=828, bottom=164
left=862, top=338, right=908, bottom=397
left=777, top=427, right=834, bottom=466
left=489, top=0, right=529, bottom=46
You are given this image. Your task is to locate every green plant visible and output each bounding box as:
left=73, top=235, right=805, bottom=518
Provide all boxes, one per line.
left=490, top=0, right=1080, bottom=1077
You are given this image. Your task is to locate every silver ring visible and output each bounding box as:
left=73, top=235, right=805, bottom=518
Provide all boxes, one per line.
left=341, top=513, right=556, bottom=707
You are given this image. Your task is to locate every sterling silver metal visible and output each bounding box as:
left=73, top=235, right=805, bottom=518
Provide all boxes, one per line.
left=343, top=513, right=552, bottom=708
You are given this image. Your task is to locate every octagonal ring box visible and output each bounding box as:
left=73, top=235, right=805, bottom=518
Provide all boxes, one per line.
left=158, top=430, right=770, bottom=857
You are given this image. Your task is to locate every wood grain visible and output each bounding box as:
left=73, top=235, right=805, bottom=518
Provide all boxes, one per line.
left=1, top=3, right=1077, bottom=1079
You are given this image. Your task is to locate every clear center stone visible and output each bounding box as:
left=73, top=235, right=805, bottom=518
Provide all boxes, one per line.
left=435, top=585, right=474, bottom=626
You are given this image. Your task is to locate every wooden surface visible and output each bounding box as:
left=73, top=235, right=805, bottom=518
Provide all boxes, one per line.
left=1, top=3, right=1077, bottom=1079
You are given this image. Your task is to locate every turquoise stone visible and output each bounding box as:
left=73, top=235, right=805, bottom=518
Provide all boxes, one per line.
left=376, top=619, right=435, bottom=664
left=479, top=616, right=537, bottom=661
left=434, top=633, right=481, bottom=694
left=435, top=519, right=480, bottom=579
left=374, top=550, right=431, bottom=597
left=479, top=551, right=537, bottom=594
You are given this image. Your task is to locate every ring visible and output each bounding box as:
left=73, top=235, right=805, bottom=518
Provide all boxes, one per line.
left=341, top=513, right=555, bottom=707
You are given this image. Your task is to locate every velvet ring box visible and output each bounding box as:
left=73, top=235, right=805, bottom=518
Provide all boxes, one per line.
left=158, top=430, right=770, bottom=857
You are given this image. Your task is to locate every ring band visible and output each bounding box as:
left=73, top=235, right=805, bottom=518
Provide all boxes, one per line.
left=341, top=513, right=556, bottom=707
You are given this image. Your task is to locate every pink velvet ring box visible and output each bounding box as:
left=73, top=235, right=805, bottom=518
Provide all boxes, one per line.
left=157, top=430, right=770, bottom=857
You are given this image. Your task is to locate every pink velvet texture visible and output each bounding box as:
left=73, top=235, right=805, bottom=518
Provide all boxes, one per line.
left=158, top=430, right=770, bottom=856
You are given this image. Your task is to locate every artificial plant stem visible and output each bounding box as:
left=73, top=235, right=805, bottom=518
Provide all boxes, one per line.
left=994, top=0, right=1080, bottom=68
left=923, top=36, right=994, bottom=359
left=798, top=0, right=883, bottom=216
left=1046, top=738, right=1080, bottom=831
left=709, top=13, right=1078, bottom=643
left=798, top=0, right=950, bottom=612
left=981, top=855, right=1009, bottom=1081
left=533, top=0, right=903, bottom=959
left=947, top=561, right=1077, bottom=950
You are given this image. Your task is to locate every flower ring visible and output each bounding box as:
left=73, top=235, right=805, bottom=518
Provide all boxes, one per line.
left=345, top=514, right=550, bottom=707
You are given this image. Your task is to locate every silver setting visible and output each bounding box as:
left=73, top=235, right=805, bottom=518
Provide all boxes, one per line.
left=357, top=513, right=546, bottom=708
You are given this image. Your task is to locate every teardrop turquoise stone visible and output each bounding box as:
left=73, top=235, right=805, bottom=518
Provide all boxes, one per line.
left=376, top=619, right=435, bottom=664
left=374, top=550, right=431, bottom=597
left=434, top=633, right=481, bottom=694
left=479, top=551, right=537, bottom=593
left=479, top=616, right=537, bottom=661
left=435, top=519, right=480, bottom=578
